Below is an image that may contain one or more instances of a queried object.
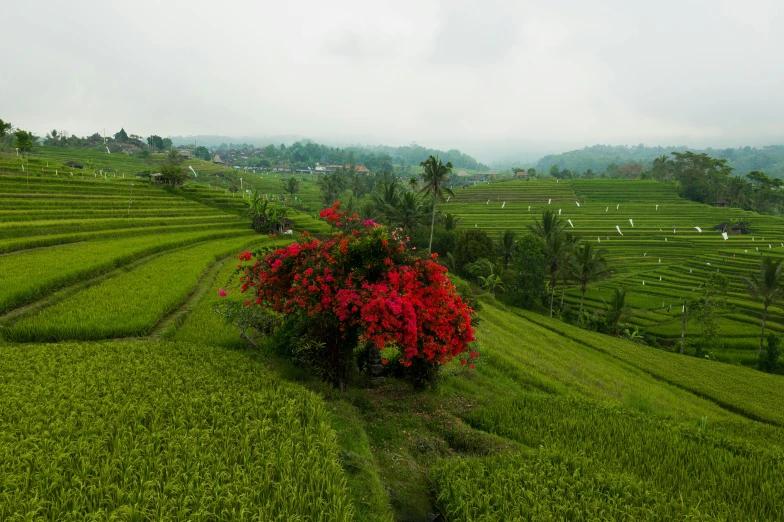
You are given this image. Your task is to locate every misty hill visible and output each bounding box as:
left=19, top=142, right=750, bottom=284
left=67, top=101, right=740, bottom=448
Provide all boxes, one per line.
left=536, top=144, right=784, bottom=177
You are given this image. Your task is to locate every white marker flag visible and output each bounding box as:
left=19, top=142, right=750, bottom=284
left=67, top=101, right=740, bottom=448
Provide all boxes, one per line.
left=616, top=225, right=623, bottom=236
left=606, top=207, right=609, bottom=212
left=558, top=209, right=561, bottom=215
left=629, top=218, right=634, bottom=227
left=576, top=201, right=580, bottom=207
left=695, top=227, right=702, bottom=233
left=656, top=204, right=659, bottom=210
left=568, top=219, right=574, bottom=228
left=617, top=204, right=620, bottom=209
left=597, top=237, right=601, bottom=242
left=528, top=205, right=530, bottom=211
left=548, top=199, right=552, bottom=204
left=722, top=232, right=729, bottom=240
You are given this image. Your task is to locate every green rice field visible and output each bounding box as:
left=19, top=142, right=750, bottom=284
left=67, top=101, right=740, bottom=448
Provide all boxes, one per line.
left=1, top=149, right=783, bottom=520
left=442, top=178, right=784, bottom=364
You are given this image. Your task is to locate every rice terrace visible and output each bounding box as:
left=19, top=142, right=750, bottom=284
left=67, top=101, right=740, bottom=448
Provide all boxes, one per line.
left=4, top=2, right=784, bottom=519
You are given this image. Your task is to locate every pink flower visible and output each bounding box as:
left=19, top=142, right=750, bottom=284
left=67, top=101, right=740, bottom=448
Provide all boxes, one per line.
left=218, top=288, right=227, bottom=297
left=363, top=219, right=378, bottom=228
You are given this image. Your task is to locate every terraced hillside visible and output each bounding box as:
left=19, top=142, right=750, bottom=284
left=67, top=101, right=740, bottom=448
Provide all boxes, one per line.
left=443, top=179, right=784, bottom=364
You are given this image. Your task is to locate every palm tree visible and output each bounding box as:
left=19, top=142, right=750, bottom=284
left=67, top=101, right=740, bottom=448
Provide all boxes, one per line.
left=419, top=155, right=454, bottom=253
left=604, top=287, right=632, bottom=334
left=497, top=230, right=517, bottom=271
left=390, top=191, right=428, bottom=232
left=559, top=232, right=580, bottom=308
left=544, top=234, right=569, bottom=318
left=570, top=242, right=612, bottom=316
left=529, top=210, right=567, bottom=317
left=528, top=209, right=565, bottom=244
left=743, top=257, right=784, bottom=356
left=442, top=213, right=462, bottom=231
left=370, top=179, right=402, bottom=225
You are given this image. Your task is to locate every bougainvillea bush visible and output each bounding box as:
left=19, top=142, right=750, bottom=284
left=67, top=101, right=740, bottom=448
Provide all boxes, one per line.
left=237, top=203, right=477, bottom=390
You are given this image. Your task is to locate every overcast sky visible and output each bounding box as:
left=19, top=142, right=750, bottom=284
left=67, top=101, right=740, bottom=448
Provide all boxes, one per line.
left=4, top=0, right=783, bottom=162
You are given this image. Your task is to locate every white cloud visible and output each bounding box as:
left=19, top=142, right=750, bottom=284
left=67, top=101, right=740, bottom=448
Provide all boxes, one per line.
left=3, top=0, right=783, bottom=161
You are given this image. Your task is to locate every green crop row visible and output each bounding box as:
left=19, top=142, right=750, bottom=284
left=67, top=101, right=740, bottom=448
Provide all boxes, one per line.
left=5, top=235, right=261, bottom=342
left=431, top=450, right=711, bottom=521
left=0, top=228, right=253, bottom=314
left=462, top=393, right=783, bottom=520
left=0, top=340, right=354, bottom=520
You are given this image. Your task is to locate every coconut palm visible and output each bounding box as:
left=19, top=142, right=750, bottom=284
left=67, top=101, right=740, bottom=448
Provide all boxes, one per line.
left=246, top=189, right=270, bottom=232
left=570, top=242, right=612, bottom=316
left=497, top=230, right=517, bottom=271
left=604, top=287, right=632, bottom=334
left=544, top=234, right=570, bottom=318
left=442, top=213, right=462, bottom=231
left=743, top=257, right=784, bottom=356
left=419, top=155, right=454, bottom=253
left=370, top=179, right=403, bottom=225
left=528, top=209, right=565, bottom=244
left=390, top=191, right=428, bottom=233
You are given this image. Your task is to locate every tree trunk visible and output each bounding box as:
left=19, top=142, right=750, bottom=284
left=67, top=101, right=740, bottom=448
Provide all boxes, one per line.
left=560, top=275, right=567, bottom=308
left=550, top=285, right=555, bottom=318
left=759, top=304, right=768, bottom=356
left=428, top=200, right=436, bottom=254
left=680, top=301, right=687, bottom=354
left=579, top=286, right=586, bottom=316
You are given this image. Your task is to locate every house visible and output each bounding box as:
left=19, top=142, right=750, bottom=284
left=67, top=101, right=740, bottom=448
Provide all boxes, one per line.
left=516, top=171, right=528, bottom=178
left=149, top=173, right=164, bottom=184
left=65, top=161, right=84, bottom=169
left=212, top=154, right=225, bottom=165
left=713, top=221, right=748, bottom=234
left=457, top=170, right=469, bottom=177
left=715, top=200, right=728, bottom=207
left=271, top=165, right=291, bottom=173
left=345, top=164, right=370, bottom=173
left=177, top=149, right=194, bottom=158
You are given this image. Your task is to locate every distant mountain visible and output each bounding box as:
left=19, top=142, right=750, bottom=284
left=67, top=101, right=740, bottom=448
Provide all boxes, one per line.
left=535, top=144, right=784, bottom=177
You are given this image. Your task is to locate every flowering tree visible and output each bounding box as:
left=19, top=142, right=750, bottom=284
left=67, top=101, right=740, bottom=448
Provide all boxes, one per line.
left=237, top=203, right=477, bottom=390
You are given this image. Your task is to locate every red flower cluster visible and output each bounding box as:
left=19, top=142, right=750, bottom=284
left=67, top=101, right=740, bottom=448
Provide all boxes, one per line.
left=239, top=204, right=476, bottom=368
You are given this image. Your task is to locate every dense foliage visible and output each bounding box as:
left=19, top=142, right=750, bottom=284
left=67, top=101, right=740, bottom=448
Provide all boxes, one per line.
left=238, top=203, right=476, bottom=389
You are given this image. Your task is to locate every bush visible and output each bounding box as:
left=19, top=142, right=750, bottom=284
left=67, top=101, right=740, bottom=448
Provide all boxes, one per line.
left=463, top=258, right=494, bottom=282
left=454, top=229, right=496, bottom=273
left=237, top=203, right=477, bottom=390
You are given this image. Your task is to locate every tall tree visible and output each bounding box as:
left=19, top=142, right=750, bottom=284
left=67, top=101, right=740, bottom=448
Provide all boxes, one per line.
left=604, top=287, right=632, bottom=335
left=370, top=178, right=402, bottom=224
left=497, top=230, right=517, bottom=271
left=194, top=146, right=211, bottom=161
left=13, top=129, right=34, bottom=153
left=570, top=242, right=612, bottom=316
left=528, top=210, right=567, bottom=317
left=0, top=118, right=11, bottom=139
left=282, top=177, right=300, bottom=199
left=114, top=127, right=128, bottom=142
left=743, top=257, right=784, bottom=356
left=390, top=191, right=428, bottom=233
left=419, top=155, right=454, bottom=254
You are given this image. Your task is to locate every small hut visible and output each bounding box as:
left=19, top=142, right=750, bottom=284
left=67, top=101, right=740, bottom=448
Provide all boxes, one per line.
left=65, top=161, right=84, bottom=169
left=715, top=200, right=728, bottom=207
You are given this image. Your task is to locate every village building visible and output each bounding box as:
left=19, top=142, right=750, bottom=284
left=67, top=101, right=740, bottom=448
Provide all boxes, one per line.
left=212, top=154, right=225, bottom=165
